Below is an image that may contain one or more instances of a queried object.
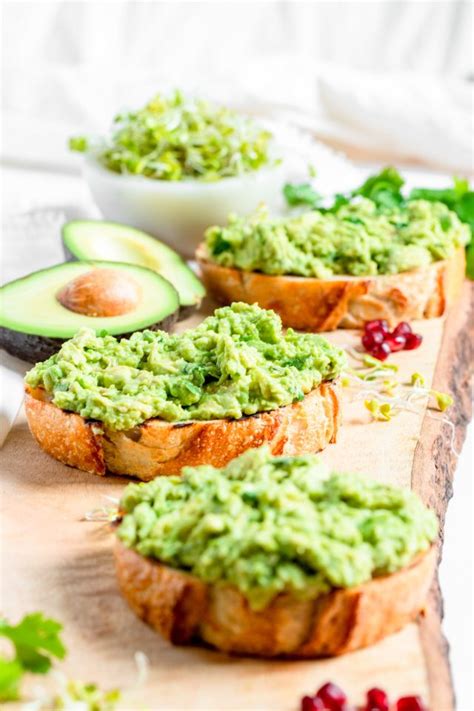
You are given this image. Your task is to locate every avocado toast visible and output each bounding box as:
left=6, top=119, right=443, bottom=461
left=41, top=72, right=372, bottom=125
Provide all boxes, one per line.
left=24, top=303, right=344, bottom=479
left=197, top=199, right=468, bottom=331
left=114, top=446, right=438, bottom=657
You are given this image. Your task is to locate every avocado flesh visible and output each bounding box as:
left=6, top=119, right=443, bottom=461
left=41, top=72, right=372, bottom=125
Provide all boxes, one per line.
left=0, top=261, right=179, bottom=362
left=62, top=221, right=205, bottom=311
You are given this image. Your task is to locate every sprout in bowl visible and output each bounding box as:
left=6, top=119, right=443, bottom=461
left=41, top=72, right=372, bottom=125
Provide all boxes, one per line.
left=71, top=91, right=285, bottom=257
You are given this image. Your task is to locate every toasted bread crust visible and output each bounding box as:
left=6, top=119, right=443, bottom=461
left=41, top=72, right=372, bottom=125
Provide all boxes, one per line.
left=24, top=381, right=341, bottom=480
left=114, top=541, right=436, bottom=657
left=196, top=246, right=466, bottom=331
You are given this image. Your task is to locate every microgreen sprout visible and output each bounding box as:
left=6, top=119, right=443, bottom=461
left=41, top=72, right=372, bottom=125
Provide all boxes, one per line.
left=362, top=354, right=399, bottom=372
left=381, top=378, right=399, bottom=396
left=410, top=372, right=426, bottom=387
left=364, top=399, right=394, bottom=421
left=342, top=353, right=457, bottom=454
left=432, top=390, right=454, bottom=412
left=84, top=495, right=120, bottom=523
left=70, top=90, right=275, bottom=181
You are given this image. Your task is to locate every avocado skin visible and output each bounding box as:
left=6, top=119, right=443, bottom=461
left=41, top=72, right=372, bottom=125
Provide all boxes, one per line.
left=62, top=243, right=199, bottom=322
left=0, top=328, right=64, bottom=362
left=0, top=311, right=178, bottom=364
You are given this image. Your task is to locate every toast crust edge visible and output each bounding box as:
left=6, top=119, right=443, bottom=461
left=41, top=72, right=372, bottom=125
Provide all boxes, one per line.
left=25, top=380, right=341, bottom=480
left=114, top=541, right=437, bottom=657
left=196, top=246, right=466, bottom=331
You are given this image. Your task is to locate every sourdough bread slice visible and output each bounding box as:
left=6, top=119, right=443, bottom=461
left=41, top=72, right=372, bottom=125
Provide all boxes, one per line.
left=114, top=540, right=436, bottom=657
left=196, top=245, right=465, bottom=331
left=24, top=381, right=341, bottom=480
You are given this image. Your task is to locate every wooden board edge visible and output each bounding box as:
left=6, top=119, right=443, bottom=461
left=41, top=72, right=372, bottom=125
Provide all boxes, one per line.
left=411, top=281, right=474, bottom=711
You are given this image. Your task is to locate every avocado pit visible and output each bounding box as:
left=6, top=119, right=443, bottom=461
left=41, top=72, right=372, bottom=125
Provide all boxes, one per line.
left=57, top=268, right=142, bottom=317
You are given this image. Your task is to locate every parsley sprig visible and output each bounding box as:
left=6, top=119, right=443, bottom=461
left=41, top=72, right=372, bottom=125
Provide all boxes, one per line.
left=0, top=612, right=66, bottom=700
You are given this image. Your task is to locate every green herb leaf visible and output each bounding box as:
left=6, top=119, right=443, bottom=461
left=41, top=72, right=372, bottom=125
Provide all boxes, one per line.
left=409, top=178, right=474, bottom=278
left=0, top=657, right=23, bottom=701
left=352, top=166, right=405, bottom=210
left=0, top=613, right=66, bottom=700
left=283, top=182, right=322, bottom=207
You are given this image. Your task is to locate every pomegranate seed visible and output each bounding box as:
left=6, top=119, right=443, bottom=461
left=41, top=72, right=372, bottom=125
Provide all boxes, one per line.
left=301, top=695, right=324, bottom=711
left=392, top=321, right=412, bottom=337
left=385, top=334, right=406, bottom=352
left=315, top=682, right=347, bottom=709
left=396, top=696, right=426, bottom=711
left=369, top=342, right=391, bottom=361
left=364, top=320, right=389, bottom=335
left=366, top=688, right=389, bottom=711
left=404, top=333, right=423, bottom=350
left=362, top=331, right=384, bottom=350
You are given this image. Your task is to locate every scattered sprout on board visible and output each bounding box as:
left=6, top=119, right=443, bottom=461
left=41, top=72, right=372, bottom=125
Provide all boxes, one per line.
left=342, top=349, right=458, bottom=455
left=70, top=90, right=276, bottom=182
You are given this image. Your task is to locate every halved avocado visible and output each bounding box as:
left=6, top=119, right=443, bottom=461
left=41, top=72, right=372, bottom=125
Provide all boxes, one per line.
left=0, top=260, right=179, bottom=362
left=62, top=221, right=205, bottom=319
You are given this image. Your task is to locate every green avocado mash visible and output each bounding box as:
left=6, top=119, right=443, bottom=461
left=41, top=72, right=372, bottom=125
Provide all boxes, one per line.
left=70, top=90, right=275, bottom=182
left=118, top=446, right=438, bottom=610
left=205, top=199, right=469, bottom=277
left=25, top=303, right=345, bottom=431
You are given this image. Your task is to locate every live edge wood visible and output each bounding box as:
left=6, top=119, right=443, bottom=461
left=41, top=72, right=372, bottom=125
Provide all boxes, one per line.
left=411, top=281, right=474, bottom=711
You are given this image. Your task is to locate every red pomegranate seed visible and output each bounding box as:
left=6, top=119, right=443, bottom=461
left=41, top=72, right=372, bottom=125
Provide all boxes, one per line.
left=366, top=687, right=389, bottom=711
left=396, top=696, right=426, bottom=711
left=404, top=333, right=423, bottom=350
left=369, top=342, right=391, bottom=361
left=385, top=334, right=406, bottom=352
left=315, top=682, right=347, bottom=709
left=364, top=319, right=389, bottom=335
left=392, top=321, right=412, bottom=337
left=362, top=331, right=385, bottom=350
left=301, top=695, right=324, bottom=711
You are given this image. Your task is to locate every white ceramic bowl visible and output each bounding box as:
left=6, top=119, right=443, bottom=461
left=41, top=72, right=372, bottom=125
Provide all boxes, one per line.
left=83, top=157, right=286, bottom=258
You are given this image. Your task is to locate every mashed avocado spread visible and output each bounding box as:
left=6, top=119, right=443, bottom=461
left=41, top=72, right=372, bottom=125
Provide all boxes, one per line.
left=205, top=199, right=469, bottom=277
left=25, top=303, right=345, bottom=430
left=118, top=446, right=438, bottom=610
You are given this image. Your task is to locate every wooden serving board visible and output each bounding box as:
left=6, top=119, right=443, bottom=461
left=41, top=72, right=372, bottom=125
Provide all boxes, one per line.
left=2, top=284, right=472, bottom=711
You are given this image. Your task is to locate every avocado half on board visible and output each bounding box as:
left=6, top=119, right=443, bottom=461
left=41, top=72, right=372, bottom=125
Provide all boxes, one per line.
left=0, top=260, right=180, bottom=362
left=62, top=221, right=205, bottom=319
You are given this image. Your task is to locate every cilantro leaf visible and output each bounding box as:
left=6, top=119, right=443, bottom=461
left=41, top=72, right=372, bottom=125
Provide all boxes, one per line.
left=352, top=166, right=405, bottom=210
left=409, top=178, right=474, bottom=278
left=0, top=613, right=66, bottom=701
left=0, top=657, right=23, bottom=701
left=283, top=182, right=322, bottom=208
